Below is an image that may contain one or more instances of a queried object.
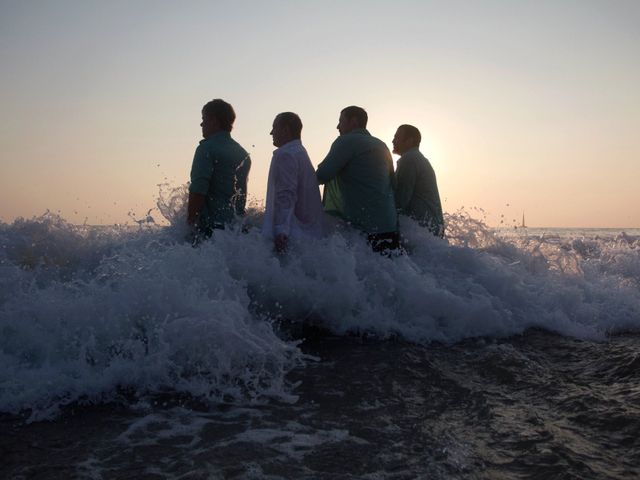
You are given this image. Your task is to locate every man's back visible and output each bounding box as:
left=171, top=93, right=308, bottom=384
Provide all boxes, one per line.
left=395, top=147, right=444, bottom=236
left=189, top=131, right=251, bottom=230
left=263, top=139, right=323, bottom=240
left=317, top=128, right=397, bottom=234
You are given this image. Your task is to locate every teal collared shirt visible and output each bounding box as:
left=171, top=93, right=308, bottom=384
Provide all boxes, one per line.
left=316, top=128, right=397, bottom=234
left=189, top=131, right=251, bottom=230
left=395, top=147, right=444, bottom=237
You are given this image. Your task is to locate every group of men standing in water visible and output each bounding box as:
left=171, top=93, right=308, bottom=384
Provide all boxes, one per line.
left=187, top=99, right=444, bottom=253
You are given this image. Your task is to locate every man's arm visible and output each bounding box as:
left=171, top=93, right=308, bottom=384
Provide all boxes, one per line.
left=316, top=137, right=350, bottom=184
left=394, top=157, right=417, bottom=212
left=188, top=145, right=213, bottom=225
left=273, top=152, right=298, bottom=251
left=187, top=192, right=206, bottom=225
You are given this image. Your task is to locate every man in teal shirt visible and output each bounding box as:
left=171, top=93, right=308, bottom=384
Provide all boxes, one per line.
left=187, top=99, right=251, bottom=238
left=392, top=124, right=444, bottom=237
left=316, top=106, right=398, bottom=252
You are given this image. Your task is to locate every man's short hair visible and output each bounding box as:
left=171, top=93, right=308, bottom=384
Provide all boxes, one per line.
left=275, top=112, right=303, bottom=139
left=397, top=124, right=421, bottom=147
left=202, top=99, right=236, bottom=132
left=341, top=106, right=368, bottom=128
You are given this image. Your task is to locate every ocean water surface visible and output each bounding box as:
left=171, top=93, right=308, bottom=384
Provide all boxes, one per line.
left=1, top=190, right=639, bottom=479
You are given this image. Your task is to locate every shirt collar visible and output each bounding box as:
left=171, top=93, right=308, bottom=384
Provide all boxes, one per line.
left=200, top=130, right=230, bottom=144
left=275, top=139, right=302, bottom=152
left=404, top=146, right=420, bottom=155
left=346, top=128, right=370, bottom=136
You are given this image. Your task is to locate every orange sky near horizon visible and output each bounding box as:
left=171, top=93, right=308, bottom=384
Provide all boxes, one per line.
left=1, top=0, right=639, bottom=228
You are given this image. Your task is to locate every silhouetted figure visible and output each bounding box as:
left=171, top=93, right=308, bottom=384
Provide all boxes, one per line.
left=262, top=112, right=324, bottom=254
left=316, top=106, right=399, bottom=253
left=187, top=99, right=251, bottom=240
left=392, top=124, right=444, bottom=238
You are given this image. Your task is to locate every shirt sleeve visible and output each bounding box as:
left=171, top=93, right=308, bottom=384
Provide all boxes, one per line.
left=273, top=151, right=298, bottom=236
left=316, top=137, right=350, bottom=184
left=394, top=156, right=417, bottom=211
left=189, top=144, right=213, bottom=195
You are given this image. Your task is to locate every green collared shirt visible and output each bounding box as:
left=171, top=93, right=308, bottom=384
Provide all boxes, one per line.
left=189, top=131, right=251, bottom=230
left=316, top=128, right=397, bottom=234
left=395, top=147, right=444, bottom=237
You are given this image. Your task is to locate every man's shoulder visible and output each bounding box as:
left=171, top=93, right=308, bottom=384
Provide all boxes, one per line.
left=369, top=134, right=390, bottom=149
left=220, top=136, right=250, bottom=162
left=197, top=134, right=223, bottom=153
left=229, top=135, right=248, bottom=149
left=401, top=148, right=426, bottom=162
left=402, top=149, right=436, bottom=178
left=276, top=141, right=310, bottom=164
left=196, top=137, right=249, bottom=168
left=345, top=129, right=386, bottom=149
left=272, top=147, right=294, bottom=163
left=335, top=131, right=378, bottom=149
left=194, top=138, right=214, bottom=159
left=330, top=134, right=354, bottom=148
left=203, top=132, right=246, bottom=148
left=278, top=139, right=305, bottom=153
left=218, top=134, right=246, bottom=153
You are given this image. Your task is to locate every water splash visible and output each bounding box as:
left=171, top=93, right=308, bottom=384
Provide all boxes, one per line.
left=1, top=186, right=639, bottom=420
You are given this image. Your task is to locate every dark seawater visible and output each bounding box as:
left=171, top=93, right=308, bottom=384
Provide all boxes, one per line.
left=1, top=194, right=639, bottom=478
left=2, top=331, right=639, bottom=479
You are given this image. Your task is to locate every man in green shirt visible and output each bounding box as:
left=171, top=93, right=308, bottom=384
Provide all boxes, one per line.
left=392, top=124, right=444, bottom=237
left=316, top=106, right=399, bottom=252
left=187, top=99, right=251, bottom=239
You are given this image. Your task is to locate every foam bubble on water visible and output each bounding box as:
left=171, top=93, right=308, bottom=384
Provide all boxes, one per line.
left=1, top=187, right=639, bottom=419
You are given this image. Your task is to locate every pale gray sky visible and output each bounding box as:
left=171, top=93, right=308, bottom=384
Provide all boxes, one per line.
left=1, top=0, right=639, bottom=226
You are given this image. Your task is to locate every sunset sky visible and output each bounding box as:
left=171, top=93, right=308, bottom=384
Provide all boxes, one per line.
left=1, top=0, right=638, bottom=228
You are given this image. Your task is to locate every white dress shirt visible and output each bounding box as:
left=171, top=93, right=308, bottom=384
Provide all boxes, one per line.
left=262, top=139, right=324, bottom=241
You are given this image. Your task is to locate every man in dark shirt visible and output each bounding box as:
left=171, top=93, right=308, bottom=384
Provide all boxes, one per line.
left=316, top=106, right=399, bottom=253
left=187, top=99, right=251, bottom=239
left=392, top=124, right=444, bottom=237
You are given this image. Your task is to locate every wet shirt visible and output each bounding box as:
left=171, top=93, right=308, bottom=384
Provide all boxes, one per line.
left=189, top=131, right=251, bottom=230
left=395, top=147, right=444, bottom=237
left=316, top=129, right=397, bottom=234
left=262, top=139, right=324, bottom=240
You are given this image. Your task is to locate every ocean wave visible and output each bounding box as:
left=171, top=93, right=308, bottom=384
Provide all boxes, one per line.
left=0, top=186, right=638, bottom=420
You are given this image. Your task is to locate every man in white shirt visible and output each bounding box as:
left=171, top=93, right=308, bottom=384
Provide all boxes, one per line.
left=262, top=112, right=324, bottom=253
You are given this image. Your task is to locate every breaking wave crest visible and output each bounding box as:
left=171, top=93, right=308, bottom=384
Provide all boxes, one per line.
left=1, top=185, right=638, bottom=420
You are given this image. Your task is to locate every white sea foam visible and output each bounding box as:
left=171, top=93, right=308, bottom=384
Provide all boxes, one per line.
left=117, top=408, right=212, bottom=447
left=1, top=186, right=639, bottom=420
left=230, top=425, right=356, bottom=460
